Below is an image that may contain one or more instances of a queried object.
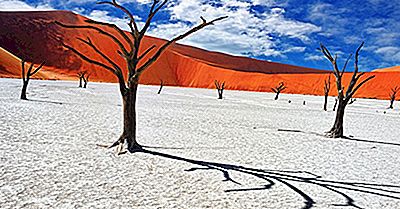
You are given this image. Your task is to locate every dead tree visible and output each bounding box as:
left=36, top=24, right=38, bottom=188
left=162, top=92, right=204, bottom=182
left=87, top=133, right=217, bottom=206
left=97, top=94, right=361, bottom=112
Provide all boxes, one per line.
left=389, top=86, right=399, bottom=109
left=157, top=79, right=163, bottom=94
left=20, top=59, right=45, bottom=100
left=83, top=73, right=90, bottom=88
left=323, top=75, right=331, bottom=111
left=214, top=80, right=225, bottom=99
left=349, top=98, right=356, bottom=104
left=271, top=82, right=286, bottom=100
left=333, top=97, right=338, bottom=111
left=319, top=42, right=375, bottom=138
left=77, top=71, right=87, bottom=87
left=55, top=0, right=227, bottom=153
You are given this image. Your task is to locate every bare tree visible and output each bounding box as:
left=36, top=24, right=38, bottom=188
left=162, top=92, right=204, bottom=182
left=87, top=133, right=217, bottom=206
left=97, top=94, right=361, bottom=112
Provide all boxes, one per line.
left=82, top=73, right=90, bottom=89
left=319, top=42, right=375, bottom=138
left=20, top=59, right=45, bottom=100
left=323, top=75, right=331, bottom=111
left=214, top=80, right=225, bottom=99
left=389, top=86, right=399, bottom=109
left=333, top=97, right=338, bottom=111
left=271, top=82, right=286, bottom=100
left=77, top=71, right=87, bottom=88
left=54, top=0, right=227, bottom=153
left=157, top=79, right=163, bottom=94
left=349, top=98, right=356, bottom=105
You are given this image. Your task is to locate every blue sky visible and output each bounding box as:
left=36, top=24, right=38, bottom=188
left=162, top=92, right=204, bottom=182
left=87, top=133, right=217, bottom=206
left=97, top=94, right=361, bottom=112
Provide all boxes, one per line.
left=0, top=0, right=399, bottom=71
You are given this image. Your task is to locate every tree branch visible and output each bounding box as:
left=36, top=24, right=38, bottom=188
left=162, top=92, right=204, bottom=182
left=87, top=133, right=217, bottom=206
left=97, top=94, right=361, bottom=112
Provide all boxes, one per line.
left=140, top=0, right=168, bottom=38
left=346, top=42, right=365, bottom=97
left=134, top=16, right=228, bottom=79
left=138, top=45, right=156, bottom=61
left=97, top=0, right=139, bottom=35
left=340, top=53, right=352, bottom=77
left=84, top=19, right=134, bottom=52
left=29, top=61, right=45, bottom=76
left=54, top=21, right=130, bottom=56
left=77, top=37, right=123, bottom=75
left=345, top=75, right=375, bottom=101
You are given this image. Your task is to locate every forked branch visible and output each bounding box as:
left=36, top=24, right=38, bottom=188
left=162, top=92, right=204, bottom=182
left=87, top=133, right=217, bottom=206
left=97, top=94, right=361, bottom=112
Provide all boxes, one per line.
left=134, top=16, right=228, bottom=79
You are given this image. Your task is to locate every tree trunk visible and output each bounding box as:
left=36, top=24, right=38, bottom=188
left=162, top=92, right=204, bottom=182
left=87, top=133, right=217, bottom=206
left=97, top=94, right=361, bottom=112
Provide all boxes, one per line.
left=218, top=91, right=223, bottom=99
left=157, top=83, right=163, bottom=94
left=122, top=81, right=142, bottom=152
left=327, top=101, right=345, bottom=138
left=333, top=98, right=338, bottom=111
left=20, top=81, right=28, bottom=100
left=83, top=80, right=88, bottom=88
left=79, top=78, right=83, bottom=88
left=323, top=95, right=328, bottom=111
left=274, top=92, right=279, bottom=100
left=389, top=100, right=394, bottom=109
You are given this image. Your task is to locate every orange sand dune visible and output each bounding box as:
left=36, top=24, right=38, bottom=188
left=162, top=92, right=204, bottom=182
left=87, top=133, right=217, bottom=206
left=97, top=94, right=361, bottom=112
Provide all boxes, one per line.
left=1, top=11, right=400, bottom=100
left=373, top=66, right=400, bottom=73
left=0, top=46, right=51, bottom=79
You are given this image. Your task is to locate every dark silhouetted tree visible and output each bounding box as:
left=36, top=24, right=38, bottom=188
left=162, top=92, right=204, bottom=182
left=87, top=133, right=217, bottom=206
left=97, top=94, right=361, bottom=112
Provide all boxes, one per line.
left=83, top=73, right=90, bottom=88
left=158, top=79, right=163, bottom=94
left=349, top=98, right=356, bottom=104
left=319, top=42, right=375, bottom=138
left=333, top=97, right=338, bottom=111
left=20, top=59, right=45, bottom=100
left=389, top=86, right=399, bottom=109
left=214, top=80, right=225, bottom=99
left=271, top=82, right=286, bottom=100
left=323, top=75, right=331, bottom=111
left=77, top=71, right=86, bottom=88
left=55, top=0, right=227, bottom=153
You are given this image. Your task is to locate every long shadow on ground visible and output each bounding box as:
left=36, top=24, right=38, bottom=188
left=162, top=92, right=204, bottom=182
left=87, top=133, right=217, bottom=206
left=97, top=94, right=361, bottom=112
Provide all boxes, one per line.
left=278, top=129, right=400, bottom=147
left=139, top=148, right=400, bottom=209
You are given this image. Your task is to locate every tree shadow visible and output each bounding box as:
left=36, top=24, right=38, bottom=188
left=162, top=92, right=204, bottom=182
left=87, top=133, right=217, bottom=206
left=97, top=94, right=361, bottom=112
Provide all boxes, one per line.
left=29, top=99, right=64, bottom=105
left=278, top=129, right=400, bottom=147
left=139, top=148, right=400, bottom=209
left=142, top=145, right=234, bottom=150
left=342, top=136, right=400, bottom=147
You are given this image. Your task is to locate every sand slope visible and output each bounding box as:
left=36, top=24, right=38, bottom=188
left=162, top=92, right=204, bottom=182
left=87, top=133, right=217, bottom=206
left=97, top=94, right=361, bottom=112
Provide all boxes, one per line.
left=373, top=66, right=400, bottom=73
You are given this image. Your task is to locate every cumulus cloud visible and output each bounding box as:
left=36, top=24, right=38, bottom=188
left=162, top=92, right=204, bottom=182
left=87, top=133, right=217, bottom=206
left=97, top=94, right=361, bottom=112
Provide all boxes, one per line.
left=375, top=47, right=400, bottom=62
left=0, top=0, right=53, bottom=11
left=146, top=0, right=320, bottom=57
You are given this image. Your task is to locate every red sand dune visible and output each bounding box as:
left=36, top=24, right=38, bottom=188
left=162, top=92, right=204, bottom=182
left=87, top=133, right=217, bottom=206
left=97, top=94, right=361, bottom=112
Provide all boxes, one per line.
left=1, top=11, right=399, bottom=100
left=373, top=66, right=400, bottom=73
left=0, top=46, right=50, bottom=79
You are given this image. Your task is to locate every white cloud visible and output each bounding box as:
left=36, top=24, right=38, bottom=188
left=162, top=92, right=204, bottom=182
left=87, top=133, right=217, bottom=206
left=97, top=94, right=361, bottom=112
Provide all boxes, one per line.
left=0, top=0, right=54, bottom=11
left=375, top=47, right=400, bottom=62
left=146, top=0, right=320, bottom=57
left=304, top=54, right=324, bottom=61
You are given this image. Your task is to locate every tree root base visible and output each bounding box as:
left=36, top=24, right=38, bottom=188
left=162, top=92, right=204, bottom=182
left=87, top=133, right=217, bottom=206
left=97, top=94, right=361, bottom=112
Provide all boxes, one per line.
left=107, top=135, right=142, bottom=155
left=325, top=130, right=343, bottom=138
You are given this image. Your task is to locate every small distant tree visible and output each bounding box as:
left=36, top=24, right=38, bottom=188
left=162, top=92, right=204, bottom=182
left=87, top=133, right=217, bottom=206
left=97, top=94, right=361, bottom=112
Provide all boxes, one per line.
left=20, top=59, right=45, bottom=100
left=349, top=98, right=356, bottom=105
left=55, top=0, right=227, bottom=153
left=389, top=86, right=399, bottom=109
left=83, top=73, right=90, bottom=88
left=214, top=80, right=225, bottom=99
left=271, top=82, right=286, bottom=100
left=319, top=42, right=375, bottom=138
left=158, top=79, right=164, bottom=94
left=323, top=75, right=331, bottom=111
left=77, top=71, right=86, bottom=88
